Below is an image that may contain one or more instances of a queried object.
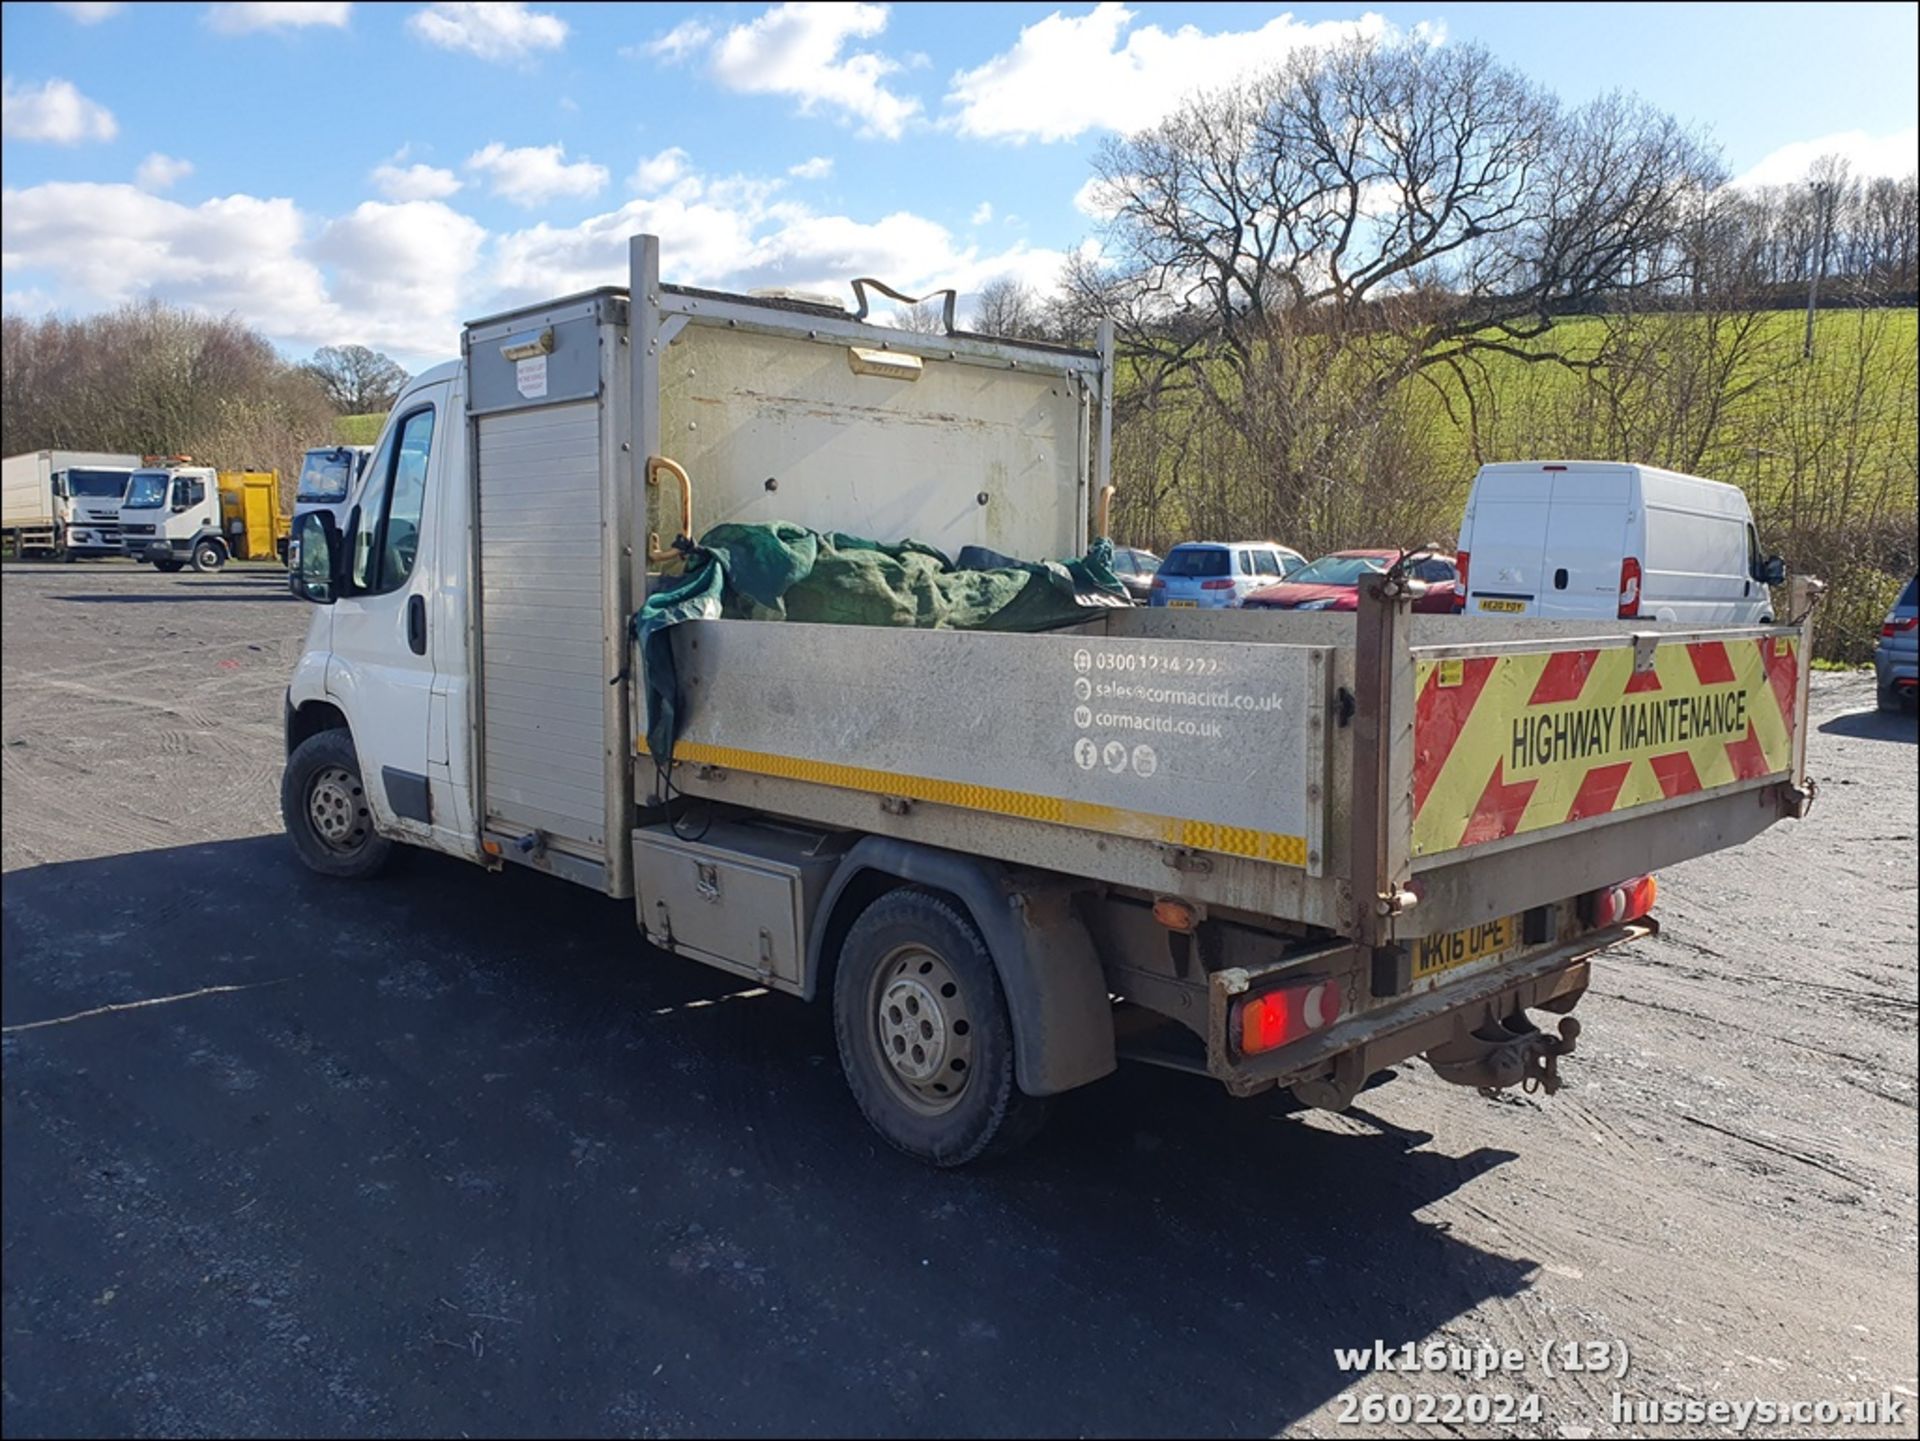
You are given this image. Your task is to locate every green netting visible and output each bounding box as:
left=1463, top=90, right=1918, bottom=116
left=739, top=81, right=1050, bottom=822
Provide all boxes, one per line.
left=637, top=521, right=1127, bottom=759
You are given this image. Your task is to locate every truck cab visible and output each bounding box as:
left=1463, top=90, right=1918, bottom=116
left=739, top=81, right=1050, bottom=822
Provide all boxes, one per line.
left=288, top=445, right=374, bottom=570
left=122, top=461, right=286, bottom=572
left=55, top=465, right=136, bottom=557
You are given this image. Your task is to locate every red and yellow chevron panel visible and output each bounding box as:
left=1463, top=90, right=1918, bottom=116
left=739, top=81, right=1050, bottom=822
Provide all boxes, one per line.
left=1412, top=636, right=1799, bottom=857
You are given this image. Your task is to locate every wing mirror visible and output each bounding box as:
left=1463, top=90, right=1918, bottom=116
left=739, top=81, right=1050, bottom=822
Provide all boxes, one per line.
left=1761, top=555, right=1787, bottom=587
left=289, top=510, right=348, bottom=604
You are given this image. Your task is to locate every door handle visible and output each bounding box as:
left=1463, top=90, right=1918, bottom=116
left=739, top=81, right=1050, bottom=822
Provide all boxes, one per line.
left=407, top=594, right=427, bottom=655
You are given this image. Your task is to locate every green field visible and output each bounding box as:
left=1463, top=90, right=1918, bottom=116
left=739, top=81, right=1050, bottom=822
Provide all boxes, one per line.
left=335, top=413, right=386, bottom=445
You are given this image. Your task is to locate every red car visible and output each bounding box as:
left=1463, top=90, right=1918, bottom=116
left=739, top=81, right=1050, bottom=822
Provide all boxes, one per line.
left=1243, top=549, right=1463, bottom=613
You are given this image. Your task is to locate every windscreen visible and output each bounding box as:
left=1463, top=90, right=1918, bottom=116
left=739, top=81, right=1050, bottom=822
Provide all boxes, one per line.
left=296, top=449, right=356, bottom=503
left=123, top=471, right=170, bottom=508
left=65, top=469, right=131, bottom=499
left=1290, top=554, right=1390, bottom=585
left=1160, top=546, right=1229, bottom=578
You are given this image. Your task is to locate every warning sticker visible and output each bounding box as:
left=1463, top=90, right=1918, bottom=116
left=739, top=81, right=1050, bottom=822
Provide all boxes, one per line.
left=1412, top=636, right=1799, bottom=857
left=515, top=355, right=548, bottom=399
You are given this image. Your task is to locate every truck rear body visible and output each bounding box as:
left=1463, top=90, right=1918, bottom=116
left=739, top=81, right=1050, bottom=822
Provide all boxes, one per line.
left=282, top=234, right=1816, bottom=1158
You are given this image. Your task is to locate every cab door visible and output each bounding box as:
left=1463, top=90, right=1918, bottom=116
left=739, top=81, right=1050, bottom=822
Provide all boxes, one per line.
left=325, top=386, right=447, bottom=845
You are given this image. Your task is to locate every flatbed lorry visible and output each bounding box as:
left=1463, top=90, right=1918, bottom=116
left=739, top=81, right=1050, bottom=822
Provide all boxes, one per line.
left=279, top=234, right=1816, bottom=1165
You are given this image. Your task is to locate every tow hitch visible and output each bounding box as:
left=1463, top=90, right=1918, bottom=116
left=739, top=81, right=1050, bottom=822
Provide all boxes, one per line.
left=1426, top=1013, right=1582, bottom=1097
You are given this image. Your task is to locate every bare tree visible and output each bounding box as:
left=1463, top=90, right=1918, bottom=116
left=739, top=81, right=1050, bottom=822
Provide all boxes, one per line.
left=1071, top=34, right=1721, bottom=550
left=298, top=344, right=409, bottom=414
left=889, top=302, right=948, bottom=334
left=972, top=277, right=1044, bottom=338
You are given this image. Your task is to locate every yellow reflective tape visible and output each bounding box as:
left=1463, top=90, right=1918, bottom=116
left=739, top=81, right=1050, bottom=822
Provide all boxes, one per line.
left=639, top=738, right=1308, bottom=867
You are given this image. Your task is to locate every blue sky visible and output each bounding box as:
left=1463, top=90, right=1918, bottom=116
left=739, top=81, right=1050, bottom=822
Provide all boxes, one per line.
left=4, top=1, right=1916, bottom=368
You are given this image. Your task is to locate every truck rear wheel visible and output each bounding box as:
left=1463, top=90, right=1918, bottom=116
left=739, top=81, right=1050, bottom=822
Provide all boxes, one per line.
left=832, top=887, right=1047, bottom=1166
left=191, top=539, right=227, bottom=573
left=281, top=729, right=393, bottom=880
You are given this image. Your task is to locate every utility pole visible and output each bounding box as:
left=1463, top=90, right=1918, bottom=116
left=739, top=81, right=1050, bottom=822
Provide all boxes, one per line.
left=1803, top=179, right=1836, bottom=359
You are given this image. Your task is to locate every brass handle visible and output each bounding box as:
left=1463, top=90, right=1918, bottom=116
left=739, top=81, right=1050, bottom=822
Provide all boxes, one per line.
left=646, top=454, right=693, bottom=563
left=1095, top=483, right=1115, bottom=540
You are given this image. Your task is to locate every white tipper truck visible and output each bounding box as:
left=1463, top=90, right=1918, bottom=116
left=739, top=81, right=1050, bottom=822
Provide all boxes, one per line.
left=1, top=450, right=142, bottom=558
left=279, top=234, right=1818, bottom=1166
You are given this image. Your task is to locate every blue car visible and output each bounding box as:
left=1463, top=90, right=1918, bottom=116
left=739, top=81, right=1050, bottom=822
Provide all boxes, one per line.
left=1875, top=574, right=1917, bottom=712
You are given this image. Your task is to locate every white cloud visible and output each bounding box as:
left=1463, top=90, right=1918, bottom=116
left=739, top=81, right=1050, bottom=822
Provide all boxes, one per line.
left=1072, top=174, right=1124, bottom=219
left=206, top=3, right=353, bottom=34
left=408, top=2, right=566, bottom=62
left=2, top=77, right=117, bottom=144
left=708, top=2, right=921, bottom=140
left=310, top=200, right=489, bottom=353
left=371, top=159, right=463, bottom=201
left=970, top=201, right=993, bottom=226
left=946, top=1, right=1392, bottom=143
left=136, top=153, right=195, bottom=191
left=466, top=141, right=607, bottom=207
left=54, top=3, right=125, bottom=23
left=631, top=147, right=691, bottom=194
left=644, top=17, right=713, bottom=63
left=788, top=155, right=834, bottom=180
left=1734, top=126, right=1920, bottom=188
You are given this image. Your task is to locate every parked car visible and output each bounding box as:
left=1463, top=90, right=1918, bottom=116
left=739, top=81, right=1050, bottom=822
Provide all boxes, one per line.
left=1149, top=541, right=1307, bottom=608
left=1109, top=546, right=1161, bottom=602
left=1455, top=460, right=1784, bottom=622
left=1244, top=549, right=1462, bottom=613
left=1875, top=574, right=1918, bottom=712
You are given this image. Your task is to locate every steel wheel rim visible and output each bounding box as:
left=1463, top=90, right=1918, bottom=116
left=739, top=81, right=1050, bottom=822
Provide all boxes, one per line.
left=308, top=764, right=369, bottom=853
left=870, top=944, right=974, bottom=1115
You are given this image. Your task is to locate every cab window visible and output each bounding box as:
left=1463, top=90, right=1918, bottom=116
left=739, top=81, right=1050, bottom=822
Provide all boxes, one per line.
left=351, top=406, right=435, bottom=594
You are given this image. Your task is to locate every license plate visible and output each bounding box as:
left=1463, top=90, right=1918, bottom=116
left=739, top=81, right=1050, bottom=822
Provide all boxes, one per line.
left=1477, top=598, right=1527, bottom=613
left=1413, top=916, right=1519, bottom=981
left=1168, top=599, right=1197, bottom=608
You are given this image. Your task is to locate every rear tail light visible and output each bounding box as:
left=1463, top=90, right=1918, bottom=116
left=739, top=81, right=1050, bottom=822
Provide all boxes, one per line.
left=1617, top=557, right=1642, bottom=618
left=1235, top=976, right=1345, bottom=1056
left=1882, top=616, right=1918, bottom=637
left=1150, top=574, right=1165, bottom=590
left=1456, top=549, right=1470, bottom=596
left=1201, top=578, right=1236, bottom=590
left=1584, top=874, right=1658, bottom=928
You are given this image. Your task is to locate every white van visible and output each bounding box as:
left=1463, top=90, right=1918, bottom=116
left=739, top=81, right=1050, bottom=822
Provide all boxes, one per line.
left=1456, top=461, right=1785, bottom=623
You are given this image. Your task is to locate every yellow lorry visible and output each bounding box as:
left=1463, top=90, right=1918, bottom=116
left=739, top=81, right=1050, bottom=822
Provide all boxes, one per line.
left=119, top=458, right=289, bottom=571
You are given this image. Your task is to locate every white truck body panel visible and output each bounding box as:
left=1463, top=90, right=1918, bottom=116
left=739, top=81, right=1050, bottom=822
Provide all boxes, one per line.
left=1459, top=461, right=1773, bottom=624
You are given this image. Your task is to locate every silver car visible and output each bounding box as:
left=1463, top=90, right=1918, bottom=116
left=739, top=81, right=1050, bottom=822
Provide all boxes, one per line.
left=1875, top=574, right=1917, bottom=712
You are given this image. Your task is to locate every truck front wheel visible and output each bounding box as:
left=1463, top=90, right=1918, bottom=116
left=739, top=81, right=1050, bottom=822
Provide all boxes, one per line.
left=152, top=559, right=182, bottom=572
left=191, top=539, right=227, bottom=573
left=280, top=729, right=393, bottom=879
left=832, top=887, right=1048, bottom=1166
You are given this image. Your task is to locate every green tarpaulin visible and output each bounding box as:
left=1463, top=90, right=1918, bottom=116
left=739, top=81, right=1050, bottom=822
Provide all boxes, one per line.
left=636, top=521, right=1128, bottom=760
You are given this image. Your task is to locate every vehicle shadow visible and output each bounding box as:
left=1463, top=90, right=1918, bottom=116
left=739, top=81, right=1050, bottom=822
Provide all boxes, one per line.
left=1819, top=707, right=1917, bottom=742
left=3, top=838, right=1536, bottom=1439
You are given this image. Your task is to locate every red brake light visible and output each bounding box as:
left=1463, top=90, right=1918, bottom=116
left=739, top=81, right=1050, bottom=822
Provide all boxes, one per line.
left=1235, top=977, right=1344, bottom=1056
left=1618, top=557, right=1642, bottom=619
left=1585, top=874, right=1658, bottom=928
left=1150, top=574, right=1165, bottom=589
left=1201, top=578, right=1235, bottom=590
left=1456, top=549, right=1470, bottom=596
left=1882, top=616, right=1918, bottom=637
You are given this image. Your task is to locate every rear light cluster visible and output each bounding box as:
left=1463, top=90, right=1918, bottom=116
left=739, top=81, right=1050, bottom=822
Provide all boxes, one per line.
left=1584, top=874, right=1658, bottom=928
left=1456, top=549, right=1470, bottom=596
left=1882, top=616, right=1918, bottom=638
left=1201, top=578, right=1235, bottom=590
left=1235, top=976, right=1344, bottom=1056
left=1149, top=574, right=1164, bottom=589
left=1617, top=557, right=1643, bottom=619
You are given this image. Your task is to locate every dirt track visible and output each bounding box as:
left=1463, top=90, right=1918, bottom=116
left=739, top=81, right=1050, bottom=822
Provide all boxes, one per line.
left=3, top=562, right=1915, bottom=1438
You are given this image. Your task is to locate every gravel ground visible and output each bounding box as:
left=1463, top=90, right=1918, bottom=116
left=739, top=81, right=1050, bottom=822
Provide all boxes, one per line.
left=3, top=561, right=1915, bottom=1438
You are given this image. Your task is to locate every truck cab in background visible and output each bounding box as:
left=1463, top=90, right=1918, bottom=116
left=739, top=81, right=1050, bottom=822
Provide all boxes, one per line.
left=1, top=449, right=141, bottom=559
left=54, top=466, right=137, bottom=557
left=120, top=460, right=287, bottom=572
left=288, top=445, right=374, bottom=571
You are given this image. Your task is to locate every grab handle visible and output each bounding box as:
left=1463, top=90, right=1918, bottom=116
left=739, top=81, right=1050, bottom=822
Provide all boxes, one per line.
left=1095, top=483, right=1115, bottom=540
left=647, top=454, right=693, bottom=564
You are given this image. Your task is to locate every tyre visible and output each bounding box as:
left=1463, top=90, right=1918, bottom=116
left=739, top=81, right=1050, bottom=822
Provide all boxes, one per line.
left=153, top=559, right=183, bottom=573
left=280, top=728, right=393, bottom=880
left=191, top=538, right=227, bottom=573
left=832, top=887, right=1048, bottom=1166
left=1878, top=683, right=1902, bottom=713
